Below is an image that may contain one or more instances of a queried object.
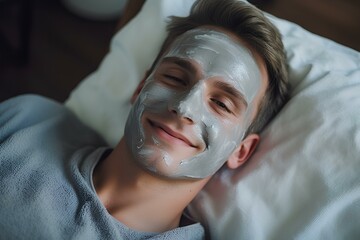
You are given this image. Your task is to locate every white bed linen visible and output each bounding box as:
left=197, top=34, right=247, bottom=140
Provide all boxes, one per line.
left=65, top=0, right=360, bottom=239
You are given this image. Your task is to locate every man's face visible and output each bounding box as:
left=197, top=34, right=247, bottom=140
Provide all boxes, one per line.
left=124, top=28, right=266, bottom=179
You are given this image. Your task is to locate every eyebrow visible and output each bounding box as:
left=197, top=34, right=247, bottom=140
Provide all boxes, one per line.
left=214, top=81, right=248, bottom=108
left=161, top=57, right=198, bottom=75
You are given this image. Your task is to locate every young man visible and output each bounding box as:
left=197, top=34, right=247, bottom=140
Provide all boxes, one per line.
left=0, top=0, right=288, bottom=239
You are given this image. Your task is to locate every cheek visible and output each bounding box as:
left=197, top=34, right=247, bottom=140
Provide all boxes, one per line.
left=139, top=82, right=174, bottom=111
left=208, top=119, right=245, bottom=147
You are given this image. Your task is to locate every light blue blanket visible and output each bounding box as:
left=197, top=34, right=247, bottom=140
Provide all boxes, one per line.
left=0, top=95, right=204, bottom=240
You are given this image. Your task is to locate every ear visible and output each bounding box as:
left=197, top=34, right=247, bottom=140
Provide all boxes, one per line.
left=227, top=134, right=260, bottom=169
left=130, top=70, right=150, bottom=104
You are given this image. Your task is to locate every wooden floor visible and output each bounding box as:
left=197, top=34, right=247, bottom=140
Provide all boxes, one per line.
left=0, top=0, right=359, bottom=103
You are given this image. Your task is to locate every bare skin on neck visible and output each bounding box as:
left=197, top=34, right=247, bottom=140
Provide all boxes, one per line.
left=92, top=138, right=210, bottom=233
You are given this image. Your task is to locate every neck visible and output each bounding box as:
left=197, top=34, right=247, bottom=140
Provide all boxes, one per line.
left=93, top=138, right=209, bottom=233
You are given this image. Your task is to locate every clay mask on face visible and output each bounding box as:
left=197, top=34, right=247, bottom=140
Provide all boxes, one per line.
left=124, top=28, right=262, bottom=179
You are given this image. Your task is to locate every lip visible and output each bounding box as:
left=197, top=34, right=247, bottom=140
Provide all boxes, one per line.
left=148, top=119, right=196, bottom=148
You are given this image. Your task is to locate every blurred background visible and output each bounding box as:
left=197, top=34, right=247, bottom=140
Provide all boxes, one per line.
left=0, top=0, right=359, bottom=102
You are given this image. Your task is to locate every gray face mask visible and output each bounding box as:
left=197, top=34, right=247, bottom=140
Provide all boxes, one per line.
left=124, top=28, right=262, bottom=179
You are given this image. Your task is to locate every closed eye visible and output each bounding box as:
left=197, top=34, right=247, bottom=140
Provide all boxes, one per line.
left=163, top=74, right=187, bottom=86
left=210, top=98, right=232, bottom=113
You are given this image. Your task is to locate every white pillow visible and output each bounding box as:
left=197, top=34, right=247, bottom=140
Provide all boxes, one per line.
left=65, top=0, right=360, bottom=239
left=65, top=0, right=195, bottom=146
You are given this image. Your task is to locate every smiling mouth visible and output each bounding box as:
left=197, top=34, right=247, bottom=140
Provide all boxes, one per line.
left=147, top=119, right=196, bottom=148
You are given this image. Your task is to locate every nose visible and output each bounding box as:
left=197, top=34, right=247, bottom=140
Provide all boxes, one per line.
left=168, top=85, right=203, bottom=124
left=169, top=108, right=194, bottom=124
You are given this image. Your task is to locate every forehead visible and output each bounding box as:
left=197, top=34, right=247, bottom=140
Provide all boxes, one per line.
left=167, top=28, right=248, bottom=59
left=161, top=28, right=263, bottom=103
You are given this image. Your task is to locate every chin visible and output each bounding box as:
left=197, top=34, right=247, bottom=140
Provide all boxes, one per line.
left=134, top=147, right=181, bottom=178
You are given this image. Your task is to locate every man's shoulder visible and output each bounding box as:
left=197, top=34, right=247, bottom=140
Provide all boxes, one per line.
left=0, top=94, right=70, bottom=137
left=1, top=94, right=64, bottom=114
left=0, top=94, right=107, bottom=147
left=0, top=94, right=69, bottom=120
